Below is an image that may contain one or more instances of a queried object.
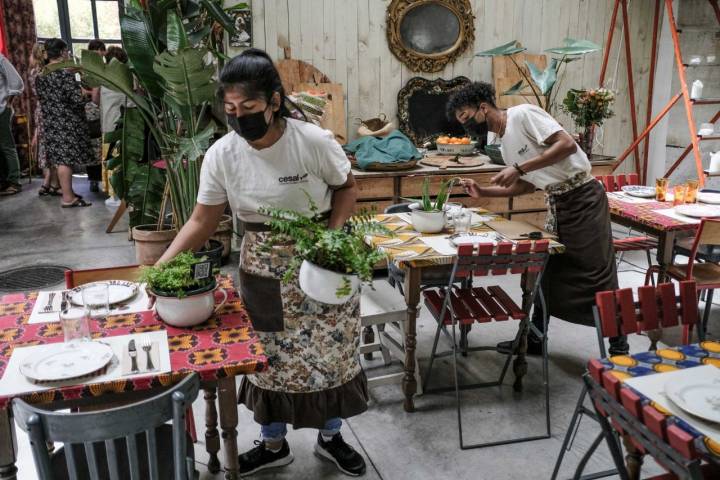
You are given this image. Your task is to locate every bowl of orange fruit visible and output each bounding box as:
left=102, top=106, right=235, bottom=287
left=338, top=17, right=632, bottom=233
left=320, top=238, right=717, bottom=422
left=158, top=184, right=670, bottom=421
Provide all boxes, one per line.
left=435, top=135, right=475, bottom=155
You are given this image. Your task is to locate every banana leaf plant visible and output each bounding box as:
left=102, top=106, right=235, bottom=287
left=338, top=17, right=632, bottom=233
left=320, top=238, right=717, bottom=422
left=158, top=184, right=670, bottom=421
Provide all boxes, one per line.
left=476, top=38, right=600, bottom=113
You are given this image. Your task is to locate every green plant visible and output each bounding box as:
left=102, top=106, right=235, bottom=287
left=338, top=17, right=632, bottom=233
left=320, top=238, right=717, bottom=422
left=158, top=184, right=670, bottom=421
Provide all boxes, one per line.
left=476, top=38, right=600, bottom=113
left=139, top=251, right=213, bottom=297
left=258, top=196, right=392, bottom=297
left=561, top=88, right=615, bottom=129
left=418, top=177, right=458, bottom=212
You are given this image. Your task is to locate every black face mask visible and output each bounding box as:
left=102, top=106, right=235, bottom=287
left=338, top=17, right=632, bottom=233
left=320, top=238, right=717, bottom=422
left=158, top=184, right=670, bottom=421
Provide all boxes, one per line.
left=227, top=107, right=271, bottom=142
left=462, top=109, right=488, bottom=139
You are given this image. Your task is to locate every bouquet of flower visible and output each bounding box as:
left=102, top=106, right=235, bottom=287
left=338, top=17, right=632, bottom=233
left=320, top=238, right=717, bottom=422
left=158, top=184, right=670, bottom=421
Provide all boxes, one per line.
left=561, top=88, right=615, bottom=128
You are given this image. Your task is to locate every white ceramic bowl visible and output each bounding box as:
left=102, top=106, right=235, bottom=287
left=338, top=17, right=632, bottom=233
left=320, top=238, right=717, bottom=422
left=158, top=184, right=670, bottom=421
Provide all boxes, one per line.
left=153, top=287, right=227, bottom=327
left=408, top=204, right=446, bottom=233
left=298, top=260, right=360, bottom=305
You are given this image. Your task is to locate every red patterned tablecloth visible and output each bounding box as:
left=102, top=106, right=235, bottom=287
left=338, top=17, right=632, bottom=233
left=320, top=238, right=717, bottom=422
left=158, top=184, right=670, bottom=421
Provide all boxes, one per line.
left=0, top=276, right=266, bottom=409
left=608, top=197, right=699, bottom=233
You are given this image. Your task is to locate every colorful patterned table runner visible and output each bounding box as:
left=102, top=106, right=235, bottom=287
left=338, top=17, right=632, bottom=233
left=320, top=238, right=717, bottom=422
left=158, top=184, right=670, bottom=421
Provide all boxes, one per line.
left=608, top=196, right=700, bottom=233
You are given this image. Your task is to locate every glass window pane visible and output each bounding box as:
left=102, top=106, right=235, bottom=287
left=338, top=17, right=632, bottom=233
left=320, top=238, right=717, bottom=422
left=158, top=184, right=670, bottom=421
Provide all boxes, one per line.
left=68, top=0, right=94, bottom=39
left=96, top=1, right=121, bottom=40
left=33, top=0, right=61, bottom=39
left=72, top=42, right=89, bottom=57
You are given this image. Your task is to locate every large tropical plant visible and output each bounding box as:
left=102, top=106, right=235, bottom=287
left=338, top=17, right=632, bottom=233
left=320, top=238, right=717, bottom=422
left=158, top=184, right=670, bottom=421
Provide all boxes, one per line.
left=476, top=38, right=600, bottom=113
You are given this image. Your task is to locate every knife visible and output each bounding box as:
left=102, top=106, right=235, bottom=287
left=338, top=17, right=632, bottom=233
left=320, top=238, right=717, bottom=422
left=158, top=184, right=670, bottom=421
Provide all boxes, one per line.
left=128, top=339, right=139, bottom=373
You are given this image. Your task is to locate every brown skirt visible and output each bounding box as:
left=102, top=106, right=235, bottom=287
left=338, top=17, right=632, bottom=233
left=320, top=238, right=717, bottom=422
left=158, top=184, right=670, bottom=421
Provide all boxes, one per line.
left=238, top=371, right=369, bottom=429
left=544, top=180, right=618, bottom=325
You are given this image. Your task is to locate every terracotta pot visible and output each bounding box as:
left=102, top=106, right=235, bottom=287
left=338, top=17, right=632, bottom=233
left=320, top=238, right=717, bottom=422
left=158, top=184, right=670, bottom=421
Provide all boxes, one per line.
left=132, top=225, right=177, bottom=265
left=578, top=128, right=594, bottom=156
left=210, top=214, right=233, bottom=260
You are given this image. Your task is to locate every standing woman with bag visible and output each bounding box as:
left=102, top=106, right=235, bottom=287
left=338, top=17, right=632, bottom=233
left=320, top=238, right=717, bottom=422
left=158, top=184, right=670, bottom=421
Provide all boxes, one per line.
left=156, top=49, right=368, bottom=477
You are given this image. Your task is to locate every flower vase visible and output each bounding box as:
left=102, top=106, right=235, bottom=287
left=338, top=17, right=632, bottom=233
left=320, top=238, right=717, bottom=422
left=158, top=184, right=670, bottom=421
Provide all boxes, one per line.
left=578, top=128, right=594, bottom=157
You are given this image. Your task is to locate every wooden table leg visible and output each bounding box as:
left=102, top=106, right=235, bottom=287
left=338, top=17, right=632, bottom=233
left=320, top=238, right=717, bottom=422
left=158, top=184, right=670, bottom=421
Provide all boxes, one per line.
left=621, top=434, right=644, bottom=480
left=0, top=408, right=17, bottom=480
left=203, top=387, right=221, bottom=474
left=402, top=266, right=422, bottom=412
left=218, top=376, right=239, bottom=480
left=512, top=271, right=537, bottom=392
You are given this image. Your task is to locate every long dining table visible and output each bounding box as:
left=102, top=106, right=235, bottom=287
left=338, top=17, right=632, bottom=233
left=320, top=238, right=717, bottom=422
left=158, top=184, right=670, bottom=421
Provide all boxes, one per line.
left=0, top=275, right=265, bottom=480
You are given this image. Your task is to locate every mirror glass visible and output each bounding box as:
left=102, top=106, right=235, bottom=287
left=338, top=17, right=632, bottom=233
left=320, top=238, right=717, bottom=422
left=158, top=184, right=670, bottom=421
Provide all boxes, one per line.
left=399, top=3, right=460, bottom=55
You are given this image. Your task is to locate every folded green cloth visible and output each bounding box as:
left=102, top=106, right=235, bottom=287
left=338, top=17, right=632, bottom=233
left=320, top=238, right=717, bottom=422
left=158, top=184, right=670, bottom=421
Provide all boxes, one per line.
left=343, top=131, right=422, bottom=169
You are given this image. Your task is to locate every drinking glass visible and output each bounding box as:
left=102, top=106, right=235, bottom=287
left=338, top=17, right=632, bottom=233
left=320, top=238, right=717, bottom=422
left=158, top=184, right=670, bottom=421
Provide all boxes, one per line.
left=655, top=177, right=669, bottom=202
left=685, top=180, right=699, bottom=204
left=673, top=184, right=687, bottom=206
left=453, top=208, right=472, bottom=233
left=82, top=283, right=110, bottom=321
left=59, top=307, right=91, bottom=344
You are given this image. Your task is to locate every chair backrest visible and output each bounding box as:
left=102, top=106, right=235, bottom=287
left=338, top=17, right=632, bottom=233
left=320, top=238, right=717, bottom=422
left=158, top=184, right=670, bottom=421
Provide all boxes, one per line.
left=383, top=203, right=412, bottom=214
left=13, top=373, right=200, bottom=480
left=65, top=265, right=142, bottom=288
left=454, top=240, right=550, bottom=279
left=596, top=173, right=640, bottom=192
left=684, top=218, right=720, bottom=277
left=594, top=281, right=700, bottom=355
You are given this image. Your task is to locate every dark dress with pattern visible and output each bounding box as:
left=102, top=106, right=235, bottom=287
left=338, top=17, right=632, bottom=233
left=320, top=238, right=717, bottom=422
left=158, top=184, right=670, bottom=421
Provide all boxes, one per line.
left=35, top=69, right=94, bottom=167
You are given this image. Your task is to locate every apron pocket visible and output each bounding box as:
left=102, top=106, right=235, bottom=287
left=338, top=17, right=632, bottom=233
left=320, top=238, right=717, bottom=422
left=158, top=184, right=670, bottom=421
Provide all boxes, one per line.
left=239, top=270, right=284, bottom=332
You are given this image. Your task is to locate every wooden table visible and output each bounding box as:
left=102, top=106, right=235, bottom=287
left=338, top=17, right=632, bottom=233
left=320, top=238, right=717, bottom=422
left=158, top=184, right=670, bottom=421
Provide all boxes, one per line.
left=0, top=276, right=266, bottom=480
left=366, top=210, right=564, bottom=411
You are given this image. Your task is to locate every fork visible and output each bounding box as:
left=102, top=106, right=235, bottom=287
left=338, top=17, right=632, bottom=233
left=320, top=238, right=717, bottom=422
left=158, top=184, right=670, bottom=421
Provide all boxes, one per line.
left=142, top=339, right=156, bottom=371
left=44, top=292, right=56, bottom=312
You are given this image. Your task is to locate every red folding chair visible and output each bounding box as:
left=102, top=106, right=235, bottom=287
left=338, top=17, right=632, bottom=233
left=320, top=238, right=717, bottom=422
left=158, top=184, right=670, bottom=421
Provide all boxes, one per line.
left=422, top=239, right=551, bottom=449
left=552, top=281, right=702, bottom=480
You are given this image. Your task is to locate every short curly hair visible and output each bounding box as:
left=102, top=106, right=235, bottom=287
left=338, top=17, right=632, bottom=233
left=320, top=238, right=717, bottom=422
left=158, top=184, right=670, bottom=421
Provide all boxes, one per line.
left=446, top=81, right=496, bottom=121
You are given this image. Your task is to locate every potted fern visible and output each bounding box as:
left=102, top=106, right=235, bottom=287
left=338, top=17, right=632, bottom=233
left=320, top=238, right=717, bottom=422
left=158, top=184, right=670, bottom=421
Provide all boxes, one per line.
left=408, top=177, right=458, bottom=233
left=259, top=198, right=391, bottom=304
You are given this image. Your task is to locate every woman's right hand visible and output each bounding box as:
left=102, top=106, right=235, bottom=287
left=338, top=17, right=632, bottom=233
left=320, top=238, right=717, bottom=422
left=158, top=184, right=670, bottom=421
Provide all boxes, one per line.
left=459, top=178, right=482, bottom=198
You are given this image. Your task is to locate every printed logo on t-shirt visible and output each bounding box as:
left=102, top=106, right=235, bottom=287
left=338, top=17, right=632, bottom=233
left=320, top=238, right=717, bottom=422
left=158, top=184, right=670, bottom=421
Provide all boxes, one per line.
left=518, top=145, right=529, bottom=156
left=278, top=173, right=309, bottom=185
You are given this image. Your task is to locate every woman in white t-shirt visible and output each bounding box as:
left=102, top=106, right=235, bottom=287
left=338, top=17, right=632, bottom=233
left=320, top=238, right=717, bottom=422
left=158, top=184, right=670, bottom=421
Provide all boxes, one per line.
left=157, top=49, right=368, bottom=477
left=447, top=82, right=626, bottom=356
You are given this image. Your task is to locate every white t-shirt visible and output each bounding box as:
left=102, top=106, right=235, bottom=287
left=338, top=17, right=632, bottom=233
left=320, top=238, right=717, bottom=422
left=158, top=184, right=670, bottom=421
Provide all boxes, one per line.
left=197, top=118, right=350, bottom=223
left=490, top=104, right=590, bottom=190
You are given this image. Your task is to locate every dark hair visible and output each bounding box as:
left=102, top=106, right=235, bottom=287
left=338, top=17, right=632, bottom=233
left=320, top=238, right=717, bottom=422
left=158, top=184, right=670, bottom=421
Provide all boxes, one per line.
left=446, top=81, right=497, bottom=121
left=218, top=48, right=304, bottom=120
left=88, top=39, right=106, bottom=52
left=44, top=38, right=68, bottom=61
left=105, top=46, right=128, bottom=64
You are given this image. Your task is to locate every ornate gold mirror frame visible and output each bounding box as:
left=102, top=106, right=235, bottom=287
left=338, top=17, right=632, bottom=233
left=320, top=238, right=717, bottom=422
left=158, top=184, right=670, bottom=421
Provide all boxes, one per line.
left=386, top=0, right=475, bottom=73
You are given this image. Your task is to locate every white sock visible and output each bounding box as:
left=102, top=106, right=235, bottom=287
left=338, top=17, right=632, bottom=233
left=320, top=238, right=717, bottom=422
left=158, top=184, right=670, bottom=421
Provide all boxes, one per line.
left=321, top=433, right=336, bottom=442
left=265, top=441, right=283, bottom=453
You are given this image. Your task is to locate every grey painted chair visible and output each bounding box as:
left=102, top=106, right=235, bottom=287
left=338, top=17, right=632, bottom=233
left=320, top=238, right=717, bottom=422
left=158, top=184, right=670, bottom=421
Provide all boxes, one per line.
left=13, top=373, right=200, bottom=480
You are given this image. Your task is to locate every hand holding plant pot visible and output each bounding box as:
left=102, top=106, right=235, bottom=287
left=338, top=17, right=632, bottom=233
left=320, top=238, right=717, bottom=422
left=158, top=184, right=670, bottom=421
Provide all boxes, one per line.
left=561, top=88, right=615, bottom=156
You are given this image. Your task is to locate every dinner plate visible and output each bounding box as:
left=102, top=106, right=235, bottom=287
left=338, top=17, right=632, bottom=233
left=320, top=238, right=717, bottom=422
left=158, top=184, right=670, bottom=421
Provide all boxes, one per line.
left=665, top=376, right=720, bottom=424
left=697, top=191, right=720, bottom=205
left=621, top=185, right=656, bottom=198
left=19, top=341, right=114, bottom=382
left=674, top=204, right=720, bottom=218
left=69, top=280, right=139, bottom=306
left=449, top=232, right=502, bottom=247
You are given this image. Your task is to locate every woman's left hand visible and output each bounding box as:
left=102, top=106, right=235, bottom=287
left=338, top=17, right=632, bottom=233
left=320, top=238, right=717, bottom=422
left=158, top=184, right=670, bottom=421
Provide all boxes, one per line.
left=491, top=166, right=521, bottom=188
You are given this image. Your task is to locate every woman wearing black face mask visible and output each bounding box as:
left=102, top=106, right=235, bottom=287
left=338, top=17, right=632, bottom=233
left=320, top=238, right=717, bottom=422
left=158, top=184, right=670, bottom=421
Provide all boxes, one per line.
left=157, top=49, right=368, bottom=477
left=446, top=82, right=625, bottom=357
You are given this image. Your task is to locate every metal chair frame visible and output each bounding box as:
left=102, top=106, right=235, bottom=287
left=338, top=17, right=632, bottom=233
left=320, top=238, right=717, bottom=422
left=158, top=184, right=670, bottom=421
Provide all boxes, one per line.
left=422, top=240, right=551, bottom=449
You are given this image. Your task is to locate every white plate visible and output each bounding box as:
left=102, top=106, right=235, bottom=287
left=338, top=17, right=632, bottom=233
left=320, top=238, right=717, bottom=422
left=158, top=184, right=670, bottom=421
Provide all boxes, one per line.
left=19, top=341, right=114, bottom=382
left=69, top=280, right=139, bottom=306
left=674, top=204, right=720, bottom=218
left=449, top=232, right=502, bottom=247
left=698, top=192, right=720, bottom=205
left=621, top=185, right=656, bottom=198
left=665, top=376, right=720, bottom=424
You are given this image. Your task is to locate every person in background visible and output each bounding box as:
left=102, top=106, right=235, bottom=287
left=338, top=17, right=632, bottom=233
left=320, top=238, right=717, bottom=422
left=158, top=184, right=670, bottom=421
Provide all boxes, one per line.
left=447, top=81, right=626, bottom=356
left=85, top=40, right=106, bottom=193
left=156, top=49, right=368, bottom=477
left=0, top=52, right=24, bottom=196
left=28, top=42, right=60, bottom=197
left=35, top=38, right=94, bottom=207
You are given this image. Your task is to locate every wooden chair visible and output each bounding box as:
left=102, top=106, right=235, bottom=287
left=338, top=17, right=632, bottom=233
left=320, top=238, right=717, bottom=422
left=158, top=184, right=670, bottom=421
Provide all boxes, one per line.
left=64, top=265, right=142, bottom=288
left=422, top=239, right=551, bottom=449
left=645, top=218, right=720, bottom=338
left=597, top=174, right=658, bottom=283
left=552, top=281, right=701, bottom=480
left=12, top=373, right=200, bottom=480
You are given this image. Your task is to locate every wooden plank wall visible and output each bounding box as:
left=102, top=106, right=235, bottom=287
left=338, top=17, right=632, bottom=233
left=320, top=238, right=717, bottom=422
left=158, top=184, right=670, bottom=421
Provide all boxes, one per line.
left=230, top=0, right=654, bottom=165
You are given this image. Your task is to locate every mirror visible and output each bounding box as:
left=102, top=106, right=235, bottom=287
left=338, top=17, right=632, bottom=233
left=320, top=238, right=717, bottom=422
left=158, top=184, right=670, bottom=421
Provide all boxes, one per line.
left=387, top=0, right=475, bottom=73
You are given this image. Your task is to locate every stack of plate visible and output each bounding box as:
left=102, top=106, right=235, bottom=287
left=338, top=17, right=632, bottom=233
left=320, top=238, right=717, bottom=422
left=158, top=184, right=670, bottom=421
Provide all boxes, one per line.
left=620, top=185, right=656, bottom=198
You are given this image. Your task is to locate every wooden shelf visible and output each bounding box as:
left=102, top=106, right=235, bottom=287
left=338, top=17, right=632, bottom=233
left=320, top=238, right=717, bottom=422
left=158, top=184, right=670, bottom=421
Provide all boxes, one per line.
left=703, top=170, right=720, bottom=177
left=699, top=136, right=720, bottom=141
left=692, top=98, right=720, bottom=105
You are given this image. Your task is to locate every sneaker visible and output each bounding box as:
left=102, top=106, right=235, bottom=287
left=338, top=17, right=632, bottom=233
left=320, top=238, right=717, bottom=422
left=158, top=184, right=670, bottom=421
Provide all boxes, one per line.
left=496, top=337, right=544, bottom=356
left=238, top=439, right=293, bottom=476
left=314, top=432, right=366, bottom=477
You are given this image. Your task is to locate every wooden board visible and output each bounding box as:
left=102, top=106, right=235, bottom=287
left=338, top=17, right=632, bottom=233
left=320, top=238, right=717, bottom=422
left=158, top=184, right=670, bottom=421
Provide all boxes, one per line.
left=419, top=155, right=486, bottom=169
left=297, top=82, right=347, bottom=144
left=277, top=58, right=330, bottom=94
left=493, top=53, right=548, bottom=109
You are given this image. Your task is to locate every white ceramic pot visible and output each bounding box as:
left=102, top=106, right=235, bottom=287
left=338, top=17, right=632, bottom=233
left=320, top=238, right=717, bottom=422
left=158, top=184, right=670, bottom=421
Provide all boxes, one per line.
left=153, top=286, right=228, bottom=328
left=298, top=260, right=360, bottom=304
left=409, top=205, right=446, bottom=233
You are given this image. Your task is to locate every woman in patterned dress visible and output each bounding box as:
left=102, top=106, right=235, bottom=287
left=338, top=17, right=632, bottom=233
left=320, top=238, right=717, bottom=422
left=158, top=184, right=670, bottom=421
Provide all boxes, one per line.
left=35, top=38, right=93, bottom=207
left=156, top=49, right=368, bottom=477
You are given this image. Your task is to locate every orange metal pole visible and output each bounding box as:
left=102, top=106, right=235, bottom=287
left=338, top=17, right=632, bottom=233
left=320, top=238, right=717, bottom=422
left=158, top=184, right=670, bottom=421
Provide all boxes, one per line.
left=599, top=0, right=621, bottom=86
left=665, top=110, right=720, bottom=177
left=665, top=0, right=705, bottom=186
left=611, top=92, right=683, bottom=173
left=642, top=0, right=662, bottom=185
left=620, top=0, right=641, bottom=176
left=709, top=0, right=720, bottom=24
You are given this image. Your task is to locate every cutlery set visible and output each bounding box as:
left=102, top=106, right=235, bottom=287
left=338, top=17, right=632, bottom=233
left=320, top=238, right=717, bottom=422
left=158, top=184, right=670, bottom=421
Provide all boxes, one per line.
left=127, top=338, right=157, bottom=374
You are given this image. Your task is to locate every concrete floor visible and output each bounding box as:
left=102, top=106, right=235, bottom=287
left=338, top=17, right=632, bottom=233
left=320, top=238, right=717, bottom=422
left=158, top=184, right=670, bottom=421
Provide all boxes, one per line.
left=1, top=178, right=717, bottom=479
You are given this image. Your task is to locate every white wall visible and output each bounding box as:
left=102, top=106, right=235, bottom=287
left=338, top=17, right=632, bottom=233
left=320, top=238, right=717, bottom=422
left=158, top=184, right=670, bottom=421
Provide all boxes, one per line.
left=230, top=0, right=655, bottom=164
